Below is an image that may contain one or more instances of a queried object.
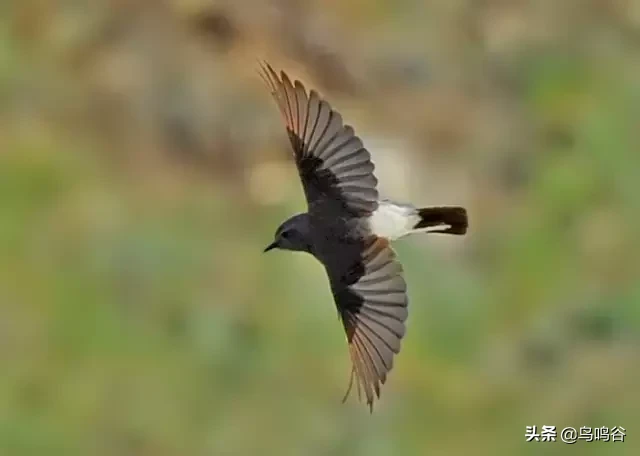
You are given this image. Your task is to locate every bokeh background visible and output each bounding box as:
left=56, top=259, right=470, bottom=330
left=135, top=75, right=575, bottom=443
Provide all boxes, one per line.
left=1, top=1, right=639, bottom=455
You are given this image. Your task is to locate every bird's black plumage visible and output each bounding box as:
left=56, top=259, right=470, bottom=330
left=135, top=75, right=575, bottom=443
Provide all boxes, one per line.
left=260, top=62, right=410, bottom=410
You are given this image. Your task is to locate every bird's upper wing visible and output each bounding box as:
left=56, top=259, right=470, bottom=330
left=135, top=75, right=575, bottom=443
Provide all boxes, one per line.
left=326, top=236, right=408, bottom=410
left=259, top=62, right=379, bottom=217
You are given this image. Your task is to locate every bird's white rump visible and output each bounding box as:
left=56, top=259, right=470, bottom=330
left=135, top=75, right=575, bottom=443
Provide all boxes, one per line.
left=368, top=200, right=450, bottom=240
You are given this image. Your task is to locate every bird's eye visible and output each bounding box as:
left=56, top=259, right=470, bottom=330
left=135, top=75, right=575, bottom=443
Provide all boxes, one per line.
left=281, top=230, right=291, bottom=239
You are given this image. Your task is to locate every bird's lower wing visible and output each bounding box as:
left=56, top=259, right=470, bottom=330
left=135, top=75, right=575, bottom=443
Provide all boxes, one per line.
left=330, top=237, right=408, bottom=411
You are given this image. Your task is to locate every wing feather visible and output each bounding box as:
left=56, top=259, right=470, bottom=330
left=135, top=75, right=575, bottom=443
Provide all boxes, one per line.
left=259, top=62, right=379, bottom=217
left=329, top=237, right=409, bottom=410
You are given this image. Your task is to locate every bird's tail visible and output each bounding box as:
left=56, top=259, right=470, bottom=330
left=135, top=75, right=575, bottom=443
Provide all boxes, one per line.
left=413, top=206, right=468, bottom=235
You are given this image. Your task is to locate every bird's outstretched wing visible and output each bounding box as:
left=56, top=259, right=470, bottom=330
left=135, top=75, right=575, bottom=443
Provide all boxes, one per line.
left=327, top=237, right=408, bottom=410
left=259, top=62, right=379, bottom=217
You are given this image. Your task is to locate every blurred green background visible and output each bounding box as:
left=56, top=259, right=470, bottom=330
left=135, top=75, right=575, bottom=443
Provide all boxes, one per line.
left=1, top=1, right=639, bottom=455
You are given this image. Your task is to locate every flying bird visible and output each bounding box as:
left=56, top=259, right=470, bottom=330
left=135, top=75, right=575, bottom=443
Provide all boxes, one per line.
left=259, top=62, right=468, bottom=410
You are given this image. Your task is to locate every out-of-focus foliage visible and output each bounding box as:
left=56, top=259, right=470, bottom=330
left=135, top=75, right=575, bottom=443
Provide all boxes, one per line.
left=1, top=1, right=638, bottom=455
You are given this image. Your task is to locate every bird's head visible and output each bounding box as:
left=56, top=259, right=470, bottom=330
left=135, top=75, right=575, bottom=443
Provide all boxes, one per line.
left=264, top=213, right=312, bottom=253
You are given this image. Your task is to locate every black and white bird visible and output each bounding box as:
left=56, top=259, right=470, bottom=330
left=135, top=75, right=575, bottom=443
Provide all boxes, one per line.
left=260, top=62, right=468, bottom=410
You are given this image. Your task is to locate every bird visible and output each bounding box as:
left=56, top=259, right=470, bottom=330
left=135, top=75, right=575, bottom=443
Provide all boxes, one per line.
left=259, top=62, right=468, bottom=411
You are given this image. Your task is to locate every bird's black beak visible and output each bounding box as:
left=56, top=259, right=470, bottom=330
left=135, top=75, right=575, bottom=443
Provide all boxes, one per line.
left=263, top=241, right=278, bottom=253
